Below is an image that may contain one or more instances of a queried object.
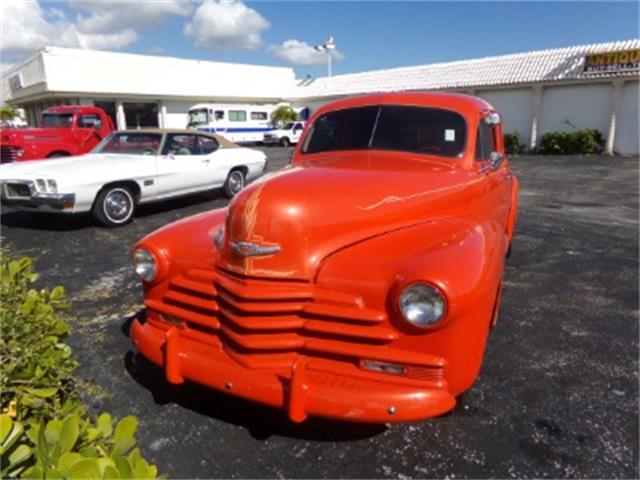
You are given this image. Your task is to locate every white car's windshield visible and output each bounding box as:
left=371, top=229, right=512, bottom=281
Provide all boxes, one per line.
left=282, top=122, right=295, bottom=130
left=93, top=132, right=163, bottom=155
left=188, top=109, right=208, bottom=127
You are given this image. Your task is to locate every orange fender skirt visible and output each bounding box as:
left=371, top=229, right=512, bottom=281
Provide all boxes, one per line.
left=131, top=319, right=456, bottom=423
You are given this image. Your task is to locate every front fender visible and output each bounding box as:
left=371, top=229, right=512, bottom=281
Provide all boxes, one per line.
left=316, top=218, right=506, bottom=394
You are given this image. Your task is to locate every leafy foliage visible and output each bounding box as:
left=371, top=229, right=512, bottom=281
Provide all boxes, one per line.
left=1, top=414, right=157, bottom=479
left=0, top=105, right=19, bottom=122
left=270, top=105, right=299, bottom=127
left=0, top=257, right=78, bottom=421
left=538, top=129, right=605, bottom=155
left=0, top=257, right=158, bottom=478
left=504, top=132, right=525, bottom=155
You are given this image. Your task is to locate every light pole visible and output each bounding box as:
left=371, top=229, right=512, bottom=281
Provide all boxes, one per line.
left=314, top=36, right=336, bottom=77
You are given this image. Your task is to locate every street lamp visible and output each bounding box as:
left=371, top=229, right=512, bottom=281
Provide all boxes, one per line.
left=314, top=36, right=336, bottom=77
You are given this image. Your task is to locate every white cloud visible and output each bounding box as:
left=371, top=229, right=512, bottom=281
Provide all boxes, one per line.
left=0, top=1, right=138, bottom=61
left=268, top=39, right=344, bottom=66
left=184, top=0, right=270, bottom=51
left=71, top=0, right=192, bottom=34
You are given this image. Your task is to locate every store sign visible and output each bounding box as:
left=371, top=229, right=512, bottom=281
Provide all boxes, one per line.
left=584, top=49, right=640, bottom=74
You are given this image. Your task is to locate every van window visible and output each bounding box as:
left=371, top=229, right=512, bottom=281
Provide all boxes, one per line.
left=250, top=112, right=268, bottom=120
left=229, top=111, right=247, bottom=122
left=214, top=110, right=224, bottom=120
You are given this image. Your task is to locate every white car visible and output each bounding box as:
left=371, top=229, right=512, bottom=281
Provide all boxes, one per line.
left=263, top=121, right=305, bottom=147
left=0, top=129, right=267, bottom=227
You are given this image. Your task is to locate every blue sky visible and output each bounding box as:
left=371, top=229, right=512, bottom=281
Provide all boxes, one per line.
left=4, top=1, right=639, bottom=78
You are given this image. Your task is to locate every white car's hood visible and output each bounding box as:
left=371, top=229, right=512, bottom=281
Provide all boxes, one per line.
left=0, top=153, right=150, bottom=181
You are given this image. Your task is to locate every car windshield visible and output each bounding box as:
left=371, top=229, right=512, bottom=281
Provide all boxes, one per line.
left=41, top=113, right=74, bottom=128
left=302, top=105, right=467, bottom=158
left=187, top=109, right=208, bottom=127
left=283, top=122, right=295, bottom=130
left=93, top=132, right=163, bottom=155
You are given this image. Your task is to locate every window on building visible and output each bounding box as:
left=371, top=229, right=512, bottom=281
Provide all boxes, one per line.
left=250, top=111, right=268, bottom=120
left=229, top=110, right=247, bottom=122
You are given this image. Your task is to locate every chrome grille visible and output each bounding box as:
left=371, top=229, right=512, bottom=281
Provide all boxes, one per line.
left=3, top=182, right=32, bottom=199
left=1, top=146, right=18, bottom=163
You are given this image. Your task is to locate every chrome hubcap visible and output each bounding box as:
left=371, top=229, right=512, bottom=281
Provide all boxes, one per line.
left=104, top=190, right=132, bottom=221
left=228, top=171, right=244, bottom=194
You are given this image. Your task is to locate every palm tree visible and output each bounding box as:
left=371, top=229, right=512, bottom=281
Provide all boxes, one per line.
left=270, top=106, right=298, bottom=128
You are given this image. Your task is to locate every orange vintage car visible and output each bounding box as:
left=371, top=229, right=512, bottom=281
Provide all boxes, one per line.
left=129, top=92, right=519, bottom=423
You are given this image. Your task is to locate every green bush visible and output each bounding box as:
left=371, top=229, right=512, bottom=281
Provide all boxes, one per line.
left=504, top=132, right=525, bottom=155
left=270, top=105, right=299, bottom=127
left=0, top=257, right=158, bottom=479
left=538, top=129, right=604, bottom=155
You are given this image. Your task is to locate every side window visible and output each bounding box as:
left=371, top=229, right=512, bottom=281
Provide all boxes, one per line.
left=229, top=110, right=247, bottom=122
left=214, top=110, right=224, bottom=120
left=475, top=121, right=496, bottom=161
left=250, top=111, right=268, bottom=120
left=163, top=134, right=198, bottom=155
left=78, top=114, right=101, bottom=128
left=197, top=136, right=219, bottom=155
left=294, top=123, right=304, bottom=132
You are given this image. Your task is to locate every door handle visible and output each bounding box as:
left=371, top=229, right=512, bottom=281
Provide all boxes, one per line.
left=202, top=158, right=210, bottom=163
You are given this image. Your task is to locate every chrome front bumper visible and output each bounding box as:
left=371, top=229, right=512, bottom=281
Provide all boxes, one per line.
left=1, top=181, right=75, bottom=211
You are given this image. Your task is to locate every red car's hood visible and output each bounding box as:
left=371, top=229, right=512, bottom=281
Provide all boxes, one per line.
left=217, top=152, right=478, bottom=280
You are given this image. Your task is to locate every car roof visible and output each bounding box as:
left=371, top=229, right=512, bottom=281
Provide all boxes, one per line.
left=311, top=92, right=494, bottom=119
left=115, top=129, right=239, bottom=148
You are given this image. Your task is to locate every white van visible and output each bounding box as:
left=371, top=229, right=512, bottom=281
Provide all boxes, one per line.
left=263, top=121, right=306, bottom=147
left=187, top=103, right=276, bottom=143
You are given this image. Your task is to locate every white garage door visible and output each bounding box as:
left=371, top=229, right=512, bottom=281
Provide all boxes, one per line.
left=478, top=88, right=532, bottom=142
left=539, top=84, right=612, bottom=135
left=615, top=81, right=639, bottom=156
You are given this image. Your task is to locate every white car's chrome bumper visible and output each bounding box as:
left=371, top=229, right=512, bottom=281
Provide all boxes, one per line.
left=1, top=181, right=75, bottom=211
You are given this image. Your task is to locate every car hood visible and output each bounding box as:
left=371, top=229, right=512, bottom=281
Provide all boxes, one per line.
left=0, top=153, right=145, bottom=181
left=217, top=152, right=478, bottom=280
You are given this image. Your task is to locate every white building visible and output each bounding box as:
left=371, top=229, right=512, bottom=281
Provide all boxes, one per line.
left=3, top=40, right=639, bottom=154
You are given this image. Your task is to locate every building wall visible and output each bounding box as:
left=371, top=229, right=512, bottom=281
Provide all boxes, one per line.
left=539, top=83, right=613, bottom=135
left=615, top=81, right=639, bottom=155
left=477, top=88, right=533, bottom=143
left=164, top=101, right=193, bottom=129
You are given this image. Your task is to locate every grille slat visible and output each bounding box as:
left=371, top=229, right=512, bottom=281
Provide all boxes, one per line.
left=145, top=268, right=444, bottom=374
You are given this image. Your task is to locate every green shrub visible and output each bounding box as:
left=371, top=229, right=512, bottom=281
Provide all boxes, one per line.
left=504, top=132, right=525, bottom=154
left=538, top=129, right=604, bottom=155
left=270, top=105, right=299, bottom=127
left=0, top=257, right=158, bottom=479
left=0, top=257, right=78, bottom=421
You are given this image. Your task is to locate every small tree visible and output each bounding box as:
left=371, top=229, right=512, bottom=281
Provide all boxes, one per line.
left=270, top=106, right=299, bottom=127
left=0, top=105, right=18, bottom=122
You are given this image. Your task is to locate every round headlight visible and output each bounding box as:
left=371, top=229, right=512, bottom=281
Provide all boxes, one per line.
left=133, top=248, right=157, bottom=282
left=46, top=179, right=58, bottom=193
left=398, top=283, right=446, bottom=328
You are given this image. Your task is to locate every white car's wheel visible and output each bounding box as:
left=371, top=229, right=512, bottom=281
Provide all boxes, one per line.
left=224, top=169, right=246, bottom=198
left=92, top=186, right=135, bottom=227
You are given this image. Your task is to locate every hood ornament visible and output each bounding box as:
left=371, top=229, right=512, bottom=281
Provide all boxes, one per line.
left=229, top=241, right=281, bottom=258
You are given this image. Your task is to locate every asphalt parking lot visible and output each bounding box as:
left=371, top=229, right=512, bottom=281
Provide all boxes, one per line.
left=1, top=148, right=638, bottom=479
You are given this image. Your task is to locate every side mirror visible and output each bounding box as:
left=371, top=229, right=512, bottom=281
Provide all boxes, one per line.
left=488, top=151, right=504, bottom=169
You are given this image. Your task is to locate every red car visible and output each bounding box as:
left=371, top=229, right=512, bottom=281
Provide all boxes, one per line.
left=130, top=92, right=520, bottom=423
left=0, top=105, right=114, bottom=163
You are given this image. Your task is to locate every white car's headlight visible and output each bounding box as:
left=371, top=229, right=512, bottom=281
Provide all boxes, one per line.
left=46, top=179, right=57, bottom=193
left=398, top=283, right=447, bottom=328
left=133, top=248, right=157, bottom=282
left=35, top=179, right=46, bottom=192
